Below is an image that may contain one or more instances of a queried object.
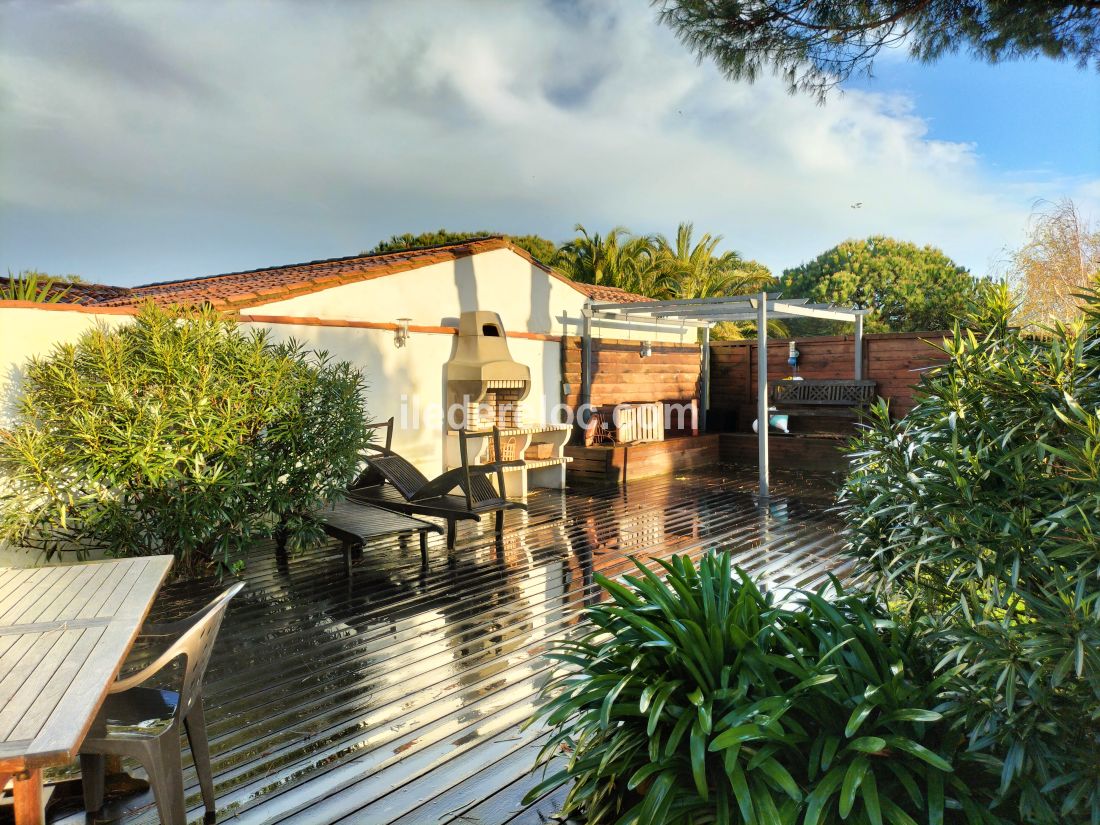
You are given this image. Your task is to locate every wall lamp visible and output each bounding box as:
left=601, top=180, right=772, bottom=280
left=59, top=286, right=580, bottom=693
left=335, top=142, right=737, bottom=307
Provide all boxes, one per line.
left=394, top=318, right=411, bottom=348
left=639, top=340, right=653, bottom=359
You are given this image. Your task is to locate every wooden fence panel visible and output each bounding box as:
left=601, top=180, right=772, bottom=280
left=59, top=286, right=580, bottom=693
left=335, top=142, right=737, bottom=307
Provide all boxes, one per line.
left=561, top=336, right=702, bottom=410
left=709, top=331, right=949, bottom=423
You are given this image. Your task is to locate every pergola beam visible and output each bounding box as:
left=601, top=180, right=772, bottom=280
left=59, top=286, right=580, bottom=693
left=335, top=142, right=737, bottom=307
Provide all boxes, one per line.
left=597, top=301, right=866, bottom=325
left=585, top=292, right=866, bottom=501
left=590, top=311, right=710, bottom=331
left=587, top=294, right=798, bottom=313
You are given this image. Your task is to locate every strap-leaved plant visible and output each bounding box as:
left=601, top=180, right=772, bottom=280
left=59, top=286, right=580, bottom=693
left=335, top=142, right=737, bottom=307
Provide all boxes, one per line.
left=526, top=551, right=1000, bottom=824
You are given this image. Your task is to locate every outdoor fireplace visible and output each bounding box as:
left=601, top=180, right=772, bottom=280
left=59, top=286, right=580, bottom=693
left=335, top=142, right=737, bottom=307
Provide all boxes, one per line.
left=443, top=310, right=571, bottom=496
left=445, top=311, right=531, bottom=431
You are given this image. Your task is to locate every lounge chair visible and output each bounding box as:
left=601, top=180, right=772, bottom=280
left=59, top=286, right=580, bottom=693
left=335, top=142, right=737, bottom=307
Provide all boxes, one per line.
left=275, top=500, right=444, bottom=575
left=347, top=418, right=526, bottom=548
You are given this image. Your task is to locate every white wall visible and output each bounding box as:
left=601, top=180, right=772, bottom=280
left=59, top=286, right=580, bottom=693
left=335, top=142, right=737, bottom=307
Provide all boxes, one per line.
left=0, top=248, right=691, bottom=477
left=249, top=322, right=561, bottom=472
left=0, top=306, right=128, bottom=426
left=252, top=247, right=688, bottom=343
left=247, top=247, right=687, bottom=471
left=254, top=248, right=582, bottom=335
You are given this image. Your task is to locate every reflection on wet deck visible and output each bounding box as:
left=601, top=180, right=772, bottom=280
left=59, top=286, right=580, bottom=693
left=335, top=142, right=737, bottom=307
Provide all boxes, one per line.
left=62, top=466, right=848, bottom=825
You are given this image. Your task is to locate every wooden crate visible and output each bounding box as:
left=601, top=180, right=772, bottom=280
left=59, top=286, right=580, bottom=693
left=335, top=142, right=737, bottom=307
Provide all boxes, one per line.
left=524, top=442, right=553, bottom=460
left=616, top=402, right=664, bottom=444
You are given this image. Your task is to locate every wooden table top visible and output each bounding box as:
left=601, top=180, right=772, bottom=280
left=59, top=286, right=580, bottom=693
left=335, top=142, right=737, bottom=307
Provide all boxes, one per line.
left=0, top=556, right=173, bottom=772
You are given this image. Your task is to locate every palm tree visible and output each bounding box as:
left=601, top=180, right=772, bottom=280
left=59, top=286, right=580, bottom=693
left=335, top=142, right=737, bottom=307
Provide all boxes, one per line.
left=554, top=225, right=664, bottom=296
left=650, top=223, right=780, bottom=338
left=651, top=222, right=774, bottom=300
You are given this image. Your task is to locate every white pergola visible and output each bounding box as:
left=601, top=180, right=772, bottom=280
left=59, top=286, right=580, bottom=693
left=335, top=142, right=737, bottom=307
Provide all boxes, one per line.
left=583, top=292, right=869, bottom=498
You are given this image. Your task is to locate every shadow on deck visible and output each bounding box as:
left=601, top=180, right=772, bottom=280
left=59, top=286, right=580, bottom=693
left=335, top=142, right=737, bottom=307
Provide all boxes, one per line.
left=51, top=465, right=849, bottom=825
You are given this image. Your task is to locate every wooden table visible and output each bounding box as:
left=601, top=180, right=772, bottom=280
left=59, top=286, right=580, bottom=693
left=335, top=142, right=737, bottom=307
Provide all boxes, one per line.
left=0, top=556, right=173, bottom=824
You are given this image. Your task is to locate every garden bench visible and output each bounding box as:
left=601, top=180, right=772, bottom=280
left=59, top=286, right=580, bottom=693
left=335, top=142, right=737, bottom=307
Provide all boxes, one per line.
left=765, top=379, right=878, bottom=435
left=768, top=379, right=876, bottom=416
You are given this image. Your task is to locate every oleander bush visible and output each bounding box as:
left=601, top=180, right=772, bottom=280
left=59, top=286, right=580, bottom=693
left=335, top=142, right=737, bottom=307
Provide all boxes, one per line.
left=527, top=551, right=1001, bottom=824
left=0, top=304, right=369, bottom=576
left=839, top=281, right=1100, bottom=823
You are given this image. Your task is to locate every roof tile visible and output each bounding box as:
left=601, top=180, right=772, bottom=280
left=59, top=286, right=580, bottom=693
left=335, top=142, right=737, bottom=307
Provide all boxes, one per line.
left=27, top=237, right=649, bottom=310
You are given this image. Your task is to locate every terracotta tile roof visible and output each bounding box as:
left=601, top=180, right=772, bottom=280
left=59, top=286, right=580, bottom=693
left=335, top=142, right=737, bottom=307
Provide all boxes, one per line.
left=570, top=283, right=653, bottom=304
left=0, top=278, right=132, bottom=305
left=23, top=237, right=651, bottom=311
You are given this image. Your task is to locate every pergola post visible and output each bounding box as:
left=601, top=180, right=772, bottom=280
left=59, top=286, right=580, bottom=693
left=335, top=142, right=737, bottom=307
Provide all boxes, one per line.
left=580, top=307, right=593, bottom=420
left=854, top=313, right=864, bottom=381
left=757, top=292, right=769, bottom=499
left=700, top=324, right=710, bottom=433
left=585, top=293, right=864, bottom=501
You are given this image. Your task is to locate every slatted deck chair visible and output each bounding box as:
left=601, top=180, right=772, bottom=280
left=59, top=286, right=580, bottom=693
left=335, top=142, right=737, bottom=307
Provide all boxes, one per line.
left=348, top=418, right=526, bottom=548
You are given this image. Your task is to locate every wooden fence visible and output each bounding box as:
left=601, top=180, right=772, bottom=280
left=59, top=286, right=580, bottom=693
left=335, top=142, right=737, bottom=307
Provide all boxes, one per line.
left=560, top=331, right=948, bottom=435
left=709, top=331, right=949, bottom=429
left=561, top=336, right=702, bottom=410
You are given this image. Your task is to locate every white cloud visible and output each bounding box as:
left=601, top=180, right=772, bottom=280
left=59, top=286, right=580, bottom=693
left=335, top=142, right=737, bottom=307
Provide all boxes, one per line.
left=0, top=0, right=1096, bottom=284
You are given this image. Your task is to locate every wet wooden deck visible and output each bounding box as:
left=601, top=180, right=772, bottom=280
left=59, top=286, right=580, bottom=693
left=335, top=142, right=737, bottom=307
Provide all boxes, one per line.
left=48, top=465, right=850, bottom=825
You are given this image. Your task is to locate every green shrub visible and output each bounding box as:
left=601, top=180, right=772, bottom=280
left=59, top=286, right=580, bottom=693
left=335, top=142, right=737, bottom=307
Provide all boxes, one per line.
left=0, top=305, right=369, bottom=576
left=527, top=551, right=999, bottom=824
left=839, top=282, right=1100, bottom=823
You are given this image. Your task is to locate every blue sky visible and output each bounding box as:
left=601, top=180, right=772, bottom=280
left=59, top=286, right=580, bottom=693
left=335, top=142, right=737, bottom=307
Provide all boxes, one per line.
left=0, top=1, right=1097, bottom=287
left=848, top=53, right=1100, bottom=178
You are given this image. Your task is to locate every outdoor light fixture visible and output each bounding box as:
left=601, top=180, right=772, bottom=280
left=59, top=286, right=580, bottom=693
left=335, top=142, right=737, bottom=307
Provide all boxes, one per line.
left=787, top=340, right=799, bottom=367
left=394, top=318, right=411, bottom=348
left=639, top=340, right=653, bottom=359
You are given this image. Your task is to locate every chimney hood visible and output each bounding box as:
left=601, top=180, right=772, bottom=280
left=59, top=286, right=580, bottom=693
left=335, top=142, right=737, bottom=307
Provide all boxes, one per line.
left=445, top=311, right=531, bottom=410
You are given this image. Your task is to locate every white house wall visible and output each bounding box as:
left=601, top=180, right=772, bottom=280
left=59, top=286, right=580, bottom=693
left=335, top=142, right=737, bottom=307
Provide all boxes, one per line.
left=0, top=306, right=128, bottom=426
left=246, top=322, right=560, bottom=472
left=250, top=247, right=687, bottom=343
left=0, top=248, right=689, bottom=475
left=252, top=248, right=582, bottom=335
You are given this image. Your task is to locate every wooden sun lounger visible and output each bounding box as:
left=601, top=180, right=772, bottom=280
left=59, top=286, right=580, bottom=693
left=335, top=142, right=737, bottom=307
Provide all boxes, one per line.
left=276, top=499, right=444, bottom=576
left=348, top=419, right=527, bottom=549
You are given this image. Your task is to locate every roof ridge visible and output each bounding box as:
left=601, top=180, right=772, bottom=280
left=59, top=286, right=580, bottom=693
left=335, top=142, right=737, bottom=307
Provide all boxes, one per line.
left=133, top=235, right=509, bottom=289
left=24, top=237, right=652, bottom=310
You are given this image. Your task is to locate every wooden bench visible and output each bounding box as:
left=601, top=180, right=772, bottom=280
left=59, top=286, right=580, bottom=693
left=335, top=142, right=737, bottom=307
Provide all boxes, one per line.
left=767, top=379, right=877, bottom=428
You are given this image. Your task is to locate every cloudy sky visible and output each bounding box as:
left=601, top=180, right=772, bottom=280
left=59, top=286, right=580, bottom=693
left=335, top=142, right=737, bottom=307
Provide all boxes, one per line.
left=1, top=0, right=1098, bottom=286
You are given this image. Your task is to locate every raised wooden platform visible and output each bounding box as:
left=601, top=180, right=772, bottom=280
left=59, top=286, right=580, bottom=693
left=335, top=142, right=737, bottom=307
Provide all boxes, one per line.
left=564, top=434, right=720, bottom=484
left=43, top=466, right=846, bottom=825
left=719, top=432, right=851, bottom=475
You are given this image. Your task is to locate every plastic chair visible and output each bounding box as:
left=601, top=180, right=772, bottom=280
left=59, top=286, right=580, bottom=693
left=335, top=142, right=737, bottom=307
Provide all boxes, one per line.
left=79, top=582, right=245, bottom=825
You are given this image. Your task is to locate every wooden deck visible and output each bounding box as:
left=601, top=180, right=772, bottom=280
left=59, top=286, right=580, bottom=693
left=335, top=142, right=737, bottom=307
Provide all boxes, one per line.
left=43, top=465, right=850, bottom=825
left=565, top=434, right=721, bottom=485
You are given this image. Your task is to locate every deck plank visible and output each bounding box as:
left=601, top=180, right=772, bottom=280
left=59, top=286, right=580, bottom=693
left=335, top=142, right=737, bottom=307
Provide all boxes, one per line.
left=69, top=467, right=846, bottom=825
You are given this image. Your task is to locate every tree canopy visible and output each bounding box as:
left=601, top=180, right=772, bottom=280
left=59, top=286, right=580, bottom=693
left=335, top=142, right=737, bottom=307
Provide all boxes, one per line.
left=780, top=236, right=976, bottom=332
left=655, top=0, right=1100, bottom=97
left=553, top=225, right=664, bottom=296
left=1007, top=198, right=1100, bottom=326
left=365, top=230, right=558, bottom=263
left=554, top=222, right=776, bottom=338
